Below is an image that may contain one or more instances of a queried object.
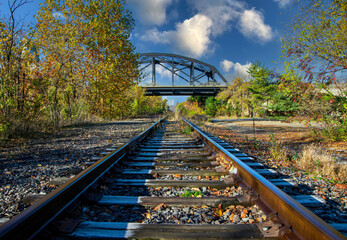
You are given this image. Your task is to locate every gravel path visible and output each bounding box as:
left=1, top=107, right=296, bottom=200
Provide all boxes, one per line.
left=0, top=118, right=156, bottom=224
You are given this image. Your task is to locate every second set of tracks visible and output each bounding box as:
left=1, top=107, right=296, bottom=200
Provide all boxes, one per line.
left=0, top=118, right=345, bottom=239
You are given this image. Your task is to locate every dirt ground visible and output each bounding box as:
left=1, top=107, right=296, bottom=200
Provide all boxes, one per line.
left=205, top=119, right=347, bottom=165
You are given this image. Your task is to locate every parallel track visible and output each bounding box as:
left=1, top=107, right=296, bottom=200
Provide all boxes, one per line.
left=0, top=118, right=345, bottom=239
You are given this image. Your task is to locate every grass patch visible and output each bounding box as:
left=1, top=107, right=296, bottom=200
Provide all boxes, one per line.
left=296, top=144, right=347, bottom=182
left=181, top=190, right=202, bottom=197
left=183, top=127, right=192, bottom=135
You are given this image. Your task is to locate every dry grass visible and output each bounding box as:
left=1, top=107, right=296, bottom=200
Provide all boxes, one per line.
left=268, top=133, right=289, bottom=162
left=296, top=145, right=347, bottom=181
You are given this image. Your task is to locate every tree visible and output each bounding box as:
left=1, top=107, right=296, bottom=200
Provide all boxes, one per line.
left=216, top=77, right=252, bottom=117
left=0, top=0, right=42, bottom=136
left=126, top=85, right=168, bottom=117
left=282, top=0, right=346, bottom=86
left=187, top=96, right=208, bottom=108
left=205, top=97, right=221, bottom=117
left=35, top=0, right=139, bottom=123
left=247, top=62, right=277, bottom=116
left=282, top=0, right=347, bottom=140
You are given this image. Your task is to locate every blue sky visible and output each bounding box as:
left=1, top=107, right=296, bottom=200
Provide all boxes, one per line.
left=0, top=0, right=296, bottom=106
left=126, top=0, right=295, bottom=105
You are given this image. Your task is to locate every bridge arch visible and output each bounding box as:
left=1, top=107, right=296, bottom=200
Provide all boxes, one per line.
left=139, top=53, right=229, bottom=96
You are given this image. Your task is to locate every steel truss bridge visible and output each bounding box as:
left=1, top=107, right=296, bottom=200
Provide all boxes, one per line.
left=139, top=53, right=229, bottom=96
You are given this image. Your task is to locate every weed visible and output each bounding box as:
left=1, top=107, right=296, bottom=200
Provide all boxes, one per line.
left=244, top=136, right=262, bottom=150
left=181, top=190, right=202, bottom=197
left=268, top=133, right=288, bottom=162
left=183, top=127, right=192, bottom=135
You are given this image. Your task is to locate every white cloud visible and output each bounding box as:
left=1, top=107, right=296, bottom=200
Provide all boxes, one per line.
left=187, top=0, right=243, bottom=37
left=233, top=62, right=251, bottom=76
left=221, top=59, right=251, bottom=77
left=141, top=14, right=213, bottom=58
left=128, top=0, right=173, bottom=26
left=238, top=8, right=273, bottom=43
left=174, top=14, right=213, bottom=57
left=139, top=0, right=274, bottom=57
left=53, top=12, right=64, bottom=19
left=140, top=28, right=172, bottom=44
left=221, top=59, right=234, bottom=72
left=273, top=0, right=291, bottom=8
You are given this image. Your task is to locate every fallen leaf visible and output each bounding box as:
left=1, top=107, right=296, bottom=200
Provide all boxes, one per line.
left=336, top=184, right=347, bottom=190
left=153, top=203, right=166, bottom=211
left=215, top=209, right=223, bottom=217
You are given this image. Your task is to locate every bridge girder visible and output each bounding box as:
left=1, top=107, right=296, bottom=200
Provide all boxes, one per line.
left=139, top=53, right=229, bottom=87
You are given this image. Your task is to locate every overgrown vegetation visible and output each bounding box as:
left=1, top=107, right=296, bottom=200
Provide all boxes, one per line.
left=0, top=0, right=167, bottom=138
left=268, top=133, right=288, bottom=162
left=296, top=145, right=346, bottom=181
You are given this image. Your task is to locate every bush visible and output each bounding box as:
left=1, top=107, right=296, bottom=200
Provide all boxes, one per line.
left=176, top=101, right=205, bottom=118
left=205, top=97, right=222, bottom=117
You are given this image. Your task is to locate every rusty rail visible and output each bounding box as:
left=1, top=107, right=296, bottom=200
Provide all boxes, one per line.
left=0, top=117, right=166, bottom=240
left=183, top=118, right=345, bottom=240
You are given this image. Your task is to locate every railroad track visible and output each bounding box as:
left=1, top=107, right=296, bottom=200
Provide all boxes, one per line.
left=0, top=118, right=345, bottom=239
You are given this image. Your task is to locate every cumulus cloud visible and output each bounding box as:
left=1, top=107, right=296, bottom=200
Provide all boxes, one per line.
left=141, top=14, right=213, bottom=58
left=221, top=59, right=251, bottom=77
left=273, top=0, right=292, bottom=8
left=187, top=0, right=243, bottom=36
left=238, top=8, right=273, bottom=43
left=139, top=0, right=274, bottom=57
left=174, top=14, right=213, bottom=57
left=128, top=0, right=173, bottom=26
left=221, top=59, right=234, bottom=72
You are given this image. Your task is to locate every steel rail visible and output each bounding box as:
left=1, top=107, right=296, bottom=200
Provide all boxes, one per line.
left=0, top=117, right=166, bottom=240
left=183, top=118, right=345, bottom=240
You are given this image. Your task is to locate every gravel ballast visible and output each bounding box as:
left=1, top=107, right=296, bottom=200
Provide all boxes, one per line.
left=0, top=119, right=156, bottom=221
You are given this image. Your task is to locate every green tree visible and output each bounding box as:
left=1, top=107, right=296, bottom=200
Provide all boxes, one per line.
left=247, top=62, right=277, bottom=116
left=205, top=97, right=221, bottom=117
left=188, top=96, right=208, bottom=108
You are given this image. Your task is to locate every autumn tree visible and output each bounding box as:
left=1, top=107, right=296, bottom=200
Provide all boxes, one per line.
left=282, top=0, right=346, bottom=85
left=35, top=0, right=139, bottom=124
left=216, top=77, right=252, bottom=117
left=282, top=0, right=347, bottom=140
left=0, top=0, right=42, bottom=136
left=126, top=85, right=168, bottom=117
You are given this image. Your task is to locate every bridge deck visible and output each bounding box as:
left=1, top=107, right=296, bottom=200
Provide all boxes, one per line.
left=143, top=86, right=228, bottom=96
